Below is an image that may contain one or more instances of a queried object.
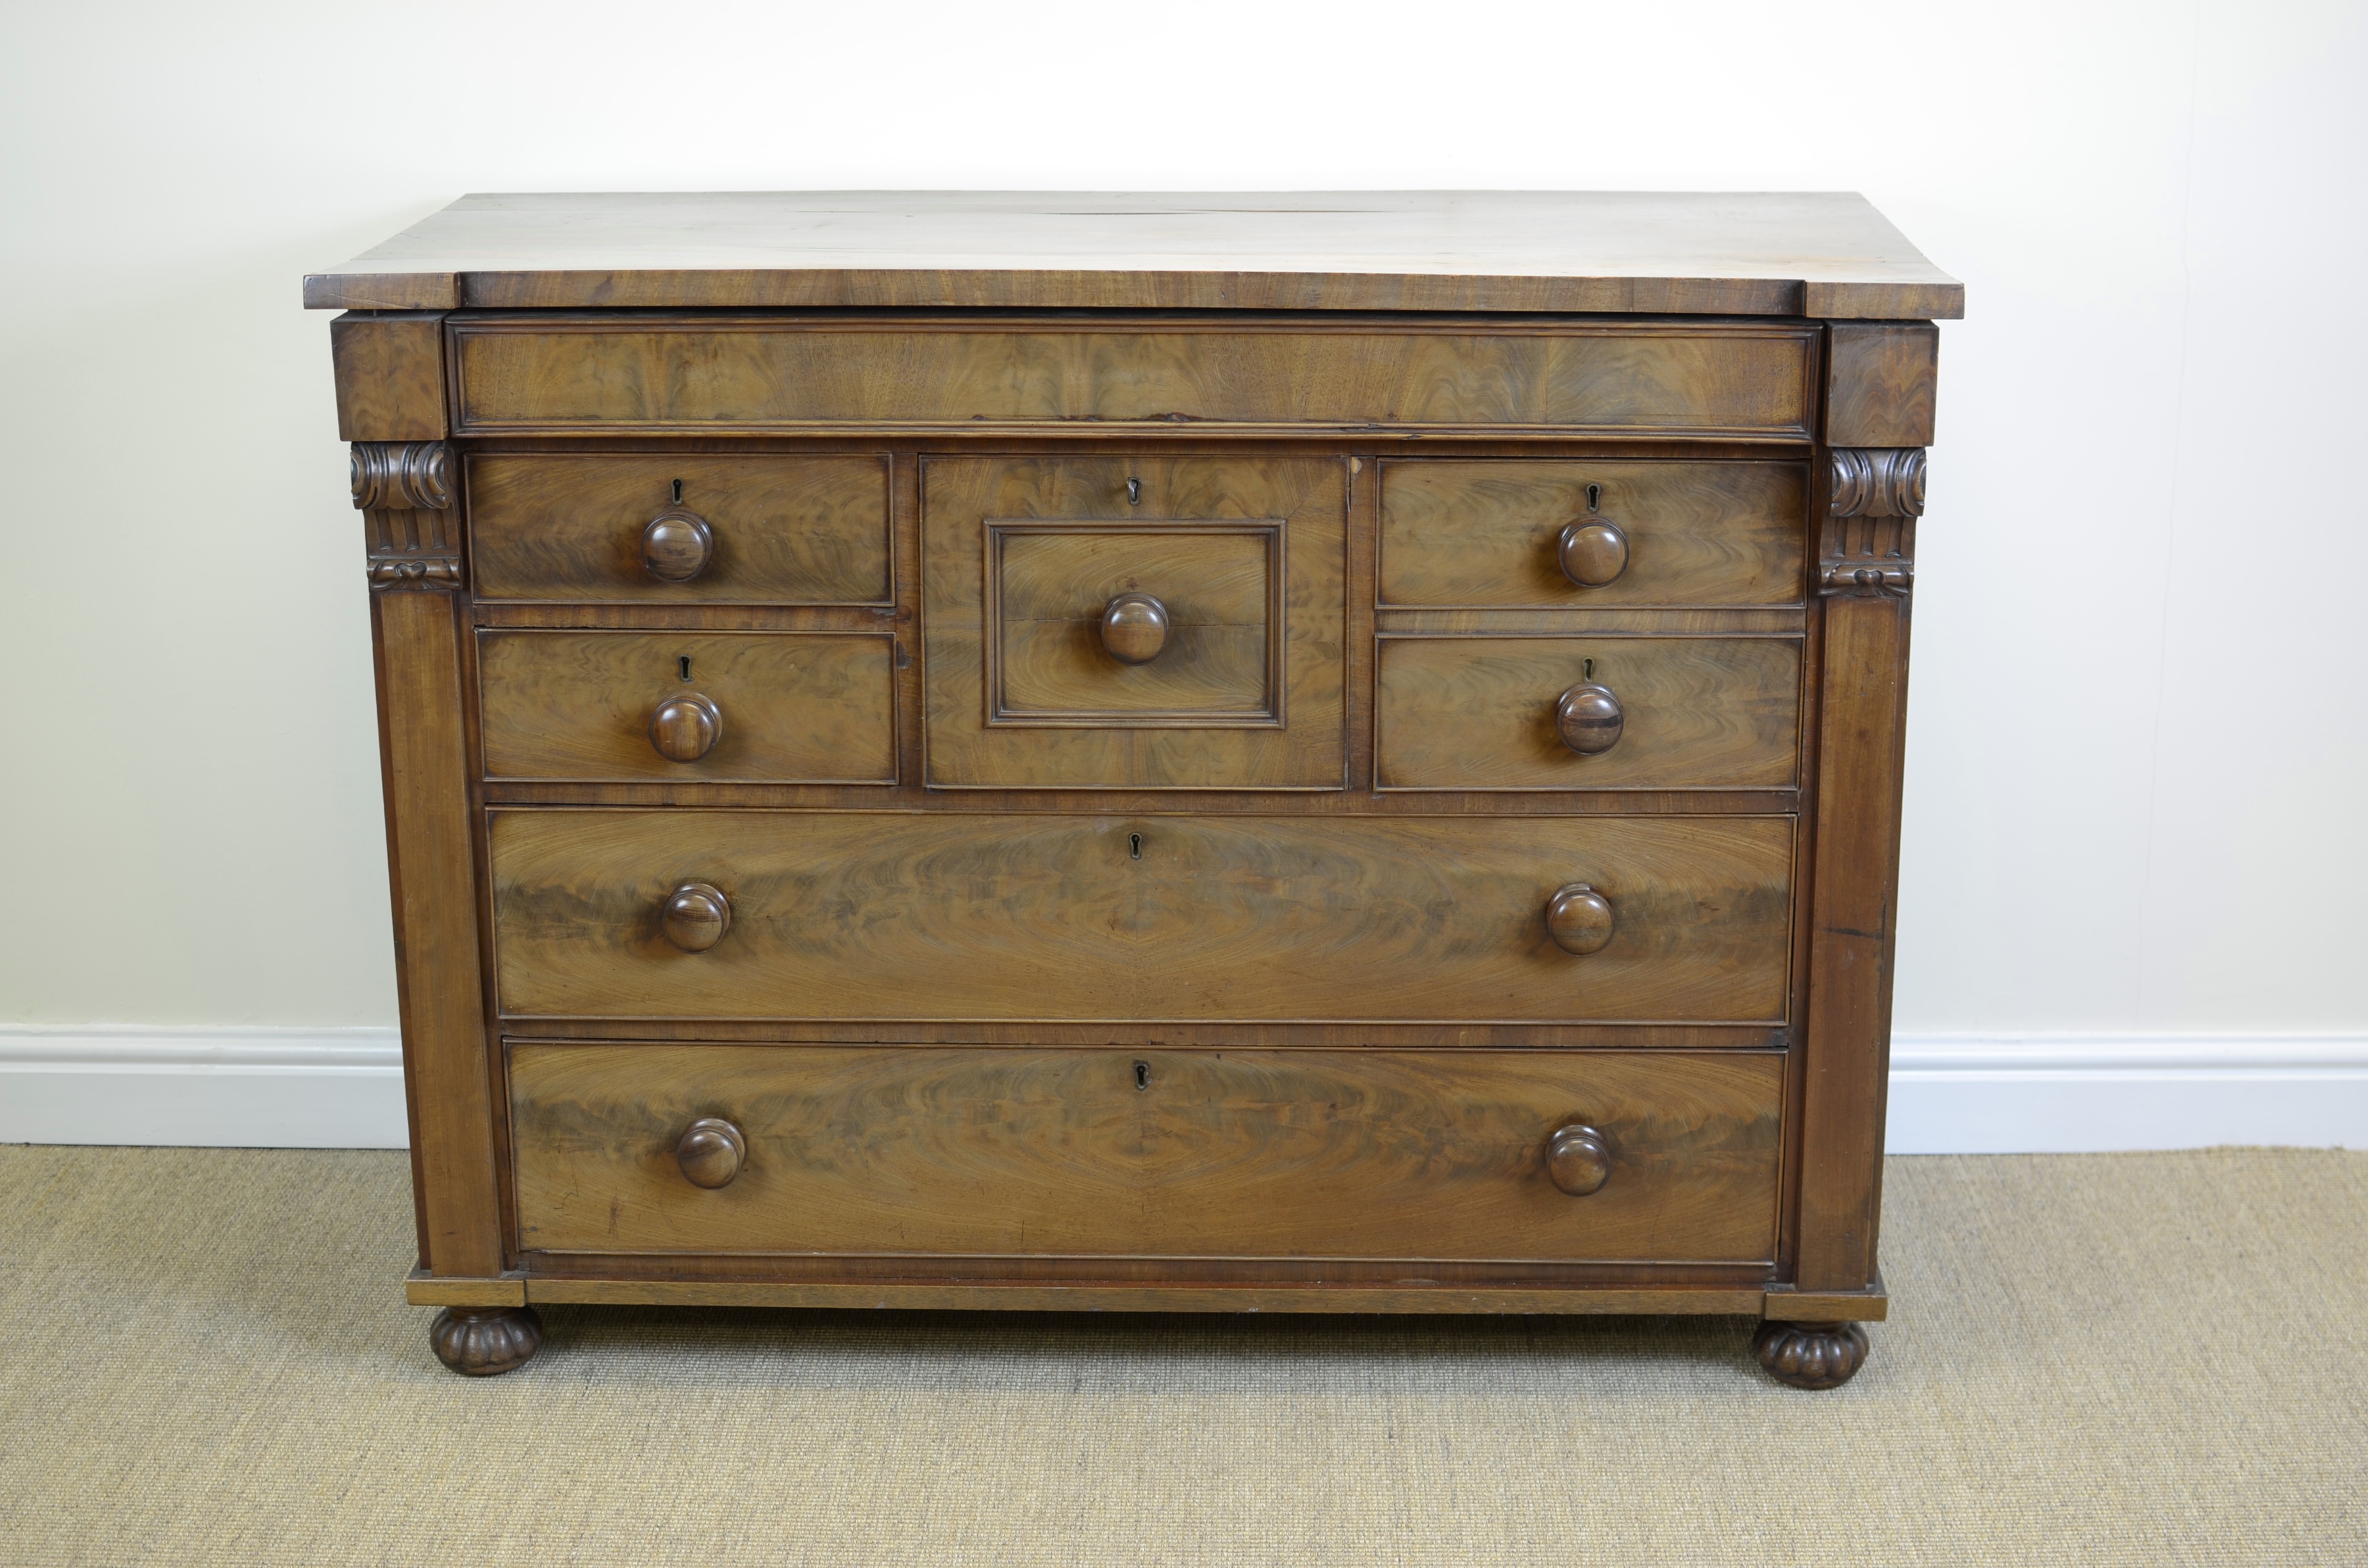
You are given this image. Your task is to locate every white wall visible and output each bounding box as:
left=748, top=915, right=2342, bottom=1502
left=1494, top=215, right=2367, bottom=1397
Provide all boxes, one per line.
left=1, top=0, right=2362, bottom=1146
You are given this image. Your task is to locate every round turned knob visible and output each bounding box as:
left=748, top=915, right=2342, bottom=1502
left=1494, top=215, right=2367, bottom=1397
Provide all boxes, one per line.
left=641, top=509, right=714, bottom=583
left=648, top=692, right=722, bottom=763
left=661, top=882, right=732, bottom=952
left=1558, top=517, right=1631, bottom=588
left=1545, top=883, right=1615, bottom=956
left=675, top=1116, right=746, bottom=1189
left=1555, top=682, right=1624, bottom=756
left=1546, top=1123, right=1611, bottom=1196
left=1100, top=593, right=1171, bottom=664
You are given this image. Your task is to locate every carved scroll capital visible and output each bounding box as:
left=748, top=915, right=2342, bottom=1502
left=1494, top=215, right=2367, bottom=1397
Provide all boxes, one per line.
left=1821, top=447, right=1923, bottom=598
left=351, top=441, right=452, bottom=512
left=352, top=441, right=461, bottom=591
left=1827, top=448, right=1925, bottom=519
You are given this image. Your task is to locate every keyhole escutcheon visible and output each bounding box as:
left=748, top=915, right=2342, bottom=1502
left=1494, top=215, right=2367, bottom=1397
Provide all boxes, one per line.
left=1125, top=477, right=1142, bottom=507
left=678, top=655, right=694, bottom=682
left=1133, top=1060, right=1151, bottom=1090
left=1128, top=832, right=1143, bottom=860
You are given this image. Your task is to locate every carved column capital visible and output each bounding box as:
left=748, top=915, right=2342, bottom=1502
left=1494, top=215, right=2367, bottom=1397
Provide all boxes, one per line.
left=351, top=441, right=452, bottom=511
left=1820, top=447, right=1924, bottom=598
left=351, top=441, right=462, bottom=591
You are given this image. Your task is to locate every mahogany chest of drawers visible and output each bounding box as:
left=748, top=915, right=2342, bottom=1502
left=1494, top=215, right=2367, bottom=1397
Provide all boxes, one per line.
left=308, top=192, right=1957, bottom=1388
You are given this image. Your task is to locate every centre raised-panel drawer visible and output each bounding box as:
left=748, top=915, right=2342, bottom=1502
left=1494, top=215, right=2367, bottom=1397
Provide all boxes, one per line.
left=488, top=810, right=1793, bottom=1023
left=508, top=1044, right=1785, bottom=1262
left=922, top=454, right=1347, bottom=788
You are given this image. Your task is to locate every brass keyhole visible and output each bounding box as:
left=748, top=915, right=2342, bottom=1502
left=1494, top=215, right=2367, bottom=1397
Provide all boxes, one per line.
left=1586, top=482, right=1602, bottom=511
left=1133, top=1061, right=1151, bottom=1091
left=678, top=655, right=693, bottom=682
left=1583, top=657, right=1595, bottom=680
left=671, top=478, right=685, bottom=504
left=1125, top=477, right=1142, bottom=507
left=1128, top=832, right=1143, bottom=860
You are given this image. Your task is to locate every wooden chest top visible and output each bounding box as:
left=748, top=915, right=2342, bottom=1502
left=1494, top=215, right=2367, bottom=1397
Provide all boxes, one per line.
left=303, top=190, right=1962, bottom=319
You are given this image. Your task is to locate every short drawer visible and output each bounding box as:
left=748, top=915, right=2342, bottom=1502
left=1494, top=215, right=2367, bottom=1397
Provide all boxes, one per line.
left=466, top=454, right=891, bottom=604
left=923, top=454, right=1346, bottom=788
left=509, top=1043, right=1784, bottom=1263
left=1375, top=637, right=1800, bottom=790
left=477, top=631, right=896, bottom=784
left=488, top=810, right=1793, bottom=1023
left=1379, top=459, right=1806, bottom=608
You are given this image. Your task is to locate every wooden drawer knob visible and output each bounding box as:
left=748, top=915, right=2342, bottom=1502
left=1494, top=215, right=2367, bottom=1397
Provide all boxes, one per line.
left=1556, top=682, right=1624, bottom=755
left=649, top=692, right=722, bottom=762
left=1546, top=1123, right=1611, bottom=1195
left=675, top=1116, right=746, bottom=1188
left=1546, top=883, right=1615, bottom=955
left=1558, top=517, right=1630, bottom=588
left=641, top=508, right=714, bottom=583
left=1101, top=593, right=1171, bottom=664
left=661, top=882, right=732, bottom=952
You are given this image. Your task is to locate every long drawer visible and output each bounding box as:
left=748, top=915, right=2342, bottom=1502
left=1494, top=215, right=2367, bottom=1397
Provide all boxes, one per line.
left=509, top=1044, right=1785, bottom=1262
left=488, top=811, right=1794, bottom=1023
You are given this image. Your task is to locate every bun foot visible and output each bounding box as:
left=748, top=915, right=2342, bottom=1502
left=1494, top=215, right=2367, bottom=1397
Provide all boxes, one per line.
left=1753, top=1319, right=1870, bottom=1389
left=429, top=1305, right=543, bottom=1376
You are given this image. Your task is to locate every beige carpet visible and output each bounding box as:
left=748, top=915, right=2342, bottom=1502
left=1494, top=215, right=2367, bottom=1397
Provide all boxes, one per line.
left=0, top=1148, right=2363, bottom=1566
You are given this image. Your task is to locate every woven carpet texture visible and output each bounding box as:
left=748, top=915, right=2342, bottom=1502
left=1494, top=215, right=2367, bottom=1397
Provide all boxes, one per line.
left=0, top=1146, right=2362, bottom=1566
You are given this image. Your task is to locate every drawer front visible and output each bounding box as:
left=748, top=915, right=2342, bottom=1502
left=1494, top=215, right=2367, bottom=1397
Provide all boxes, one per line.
left=453, top=319, right=1816, bottom=438
left=1375, top=637, right=1800, bottom=790
left=923, top=455, right=1346, bottom=788
left=467, top=454, right=891, bottom=604
left=1379, top=459, right=1805, bottom=608
left=477, top=631, right=896, bottom=784
left=489, top=811, right=1793, bottom=1022
left=509, top=1044, right=1784, bottom=1263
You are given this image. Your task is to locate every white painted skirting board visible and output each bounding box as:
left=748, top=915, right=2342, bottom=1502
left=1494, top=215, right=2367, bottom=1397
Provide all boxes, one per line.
left=2, top=1027, right=2362, bottom=1152
left=1886, top=1034, right=2368, bottom=1152
left=0, top=1027, right=407, bottom=1148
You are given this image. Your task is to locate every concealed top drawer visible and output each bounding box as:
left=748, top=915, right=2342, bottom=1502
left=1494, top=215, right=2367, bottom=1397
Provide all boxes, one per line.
left=450, top=317, right=1817, bottom=437
left=1379, top=460, right=1806, bottom=608
left=467, top=454, right=891, bottom=604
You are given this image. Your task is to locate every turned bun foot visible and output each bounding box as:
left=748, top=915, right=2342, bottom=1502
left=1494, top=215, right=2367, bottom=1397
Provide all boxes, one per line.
left=429, top=1305, right=543, bottom=1376
left=1753, top=1319, right=1870, bottom=1390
